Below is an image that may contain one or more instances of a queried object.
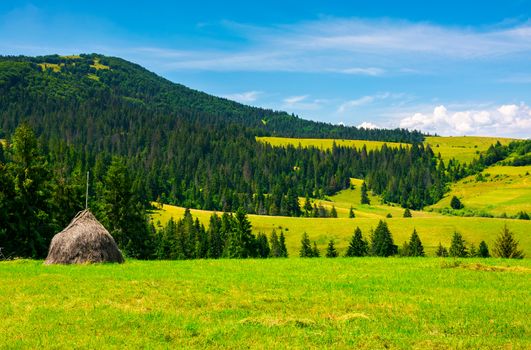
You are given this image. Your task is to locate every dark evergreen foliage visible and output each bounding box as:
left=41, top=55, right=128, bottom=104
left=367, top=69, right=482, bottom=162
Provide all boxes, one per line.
left=360, top=181, right=371, bottom=205
left=478, top=240, right=490, bottom=258
left=345, top=227, right=368, bottom=257
left=325, top=240, right=338, bottom=258
left=435, top=243, right=449, bottom=257
left=312, top=242, right=321, bottom=258
left=299, top=232, right=313, bottom=258
left=348, top=206, right=355, bottom=218
left=450, top=196, right=464, bottom=210
left=403, top=208, right=412, bottom=218
left=493, top=225, right=524, bottom=259
left=407, top=229, right=424, bottom=257
left=449, top=232, right=468, bottom=257
left=370, top=220, right=397, bottom=257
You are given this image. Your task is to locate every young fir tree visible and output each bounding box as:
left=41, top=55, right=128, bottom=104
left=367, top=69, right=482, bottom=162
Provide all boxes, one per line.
left=400, top=241, right=410, bottom=257
left=493, top=225, right=524, bottom=258
left=326, top=240, right=338, bottom=258
left=304, top=195, right=312, bottom=217
left=435, top=242, right=449, bottom=257
left=345, top=227, right=368, bottom=257
left=449, top=231, right=468, bottom=257
left=349, top=206, right=355, bottom=218
left=360, top=181, right=371, bottom=205
left=269, top=229, right=281, bottom=257
left=330, top=206, right=338, bottom=218
left=478, top=240, right=490, bottom=258
left=312, top=242, right=321, bottom=257
left=469, top=243, right=478, bottom=257
left=408, top=229, right=425, bottom=257
left=279, top=231, right=288, bottom=257
left=299, top=232, right=313, bottom=257
left=370, top=220, right=397, bottom=257
left=207, top=213, right=223, bottom=259
left=226, top=208, right=256, bottom=258
left=450, top=196, right=464, bottom=209
left=255, top=232, right=270, bottom=258
left=403, top=208, right=412, bottom=218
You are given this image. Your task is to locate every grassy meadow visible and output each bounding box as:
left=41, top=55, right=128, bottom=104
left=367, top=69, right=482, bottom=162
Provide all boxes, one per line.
left=256, top=136, right=407, bottom=151
left=1, top=258, right=530, bottom=349
left=429, top=165, right=531, bottom=217
left=424, top=136, right=515, bottom=163
left=257, top=135, right=515, bottom=163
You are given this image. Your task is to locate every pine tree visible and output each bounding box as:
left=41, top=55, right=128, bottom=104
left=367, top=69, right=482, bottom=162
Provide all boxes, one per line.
left=360, top=181, right=371, bottom=205
left=493, top=225, right=524, bottom=258
left=299, top=232, right=313, bottom=257
left=478, top=240, right=490, bottom=258
left=469, top=244, right=477, bottom=257
left=403, top=208, right=412, bottom=218
left=207, top=213, right=223, bottom=258
left=345, top=227, right=368, bottom=257
left=226, top=208, right=255, bottom=258
left=312, top=242, right=321, bottom=257
left=348, top=206, right=355, bottom=218
left=326, top=240, right=338, bottom=258
left=408, top=229, right=425, bottom=257
left=279, top=231, right=288, bottom=257
left=330, top=206, right=338, bottom=218
left=399, top=241, right=410, bottom=257
left=370, top=220, right=397, bottom=257
left=450, top=196, right=463, bottom=209
left=435, top=242, right=449, bottom=257
left=449, top=231, right=468, bottom=257
left=269, top=229, right=281, bottom=257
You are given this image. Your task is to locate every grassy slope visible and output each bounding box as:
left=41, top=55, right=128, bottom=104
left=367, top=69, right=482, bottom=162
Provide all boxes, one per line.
left=257, top=135, right=515, bottom=163
left=1, top=259, right=529, bottom=349
left=256, top=136, right=407, bottom=151
left=424, top=136, right=514, bottom=163
left=430, top=165, right=531, bottom=216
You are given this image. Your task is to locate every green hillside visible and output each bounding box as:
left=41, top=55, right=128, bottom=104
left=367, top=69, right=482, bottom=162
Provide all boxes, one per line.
left=430, top=165, right=531, bottom=217
left=424, top=136, right=515, bottom=163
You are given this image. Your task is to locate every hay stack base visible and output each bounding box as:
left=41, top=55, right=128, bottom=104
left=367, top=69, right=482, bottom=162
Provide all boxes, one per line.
left=45, top=210, right=124, bottom=264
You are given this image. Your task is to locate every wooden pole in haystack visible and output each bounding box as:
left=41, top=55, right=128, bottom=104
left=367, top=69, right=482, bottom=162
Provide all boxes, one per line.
left=85, top=171, right=89, bottom=210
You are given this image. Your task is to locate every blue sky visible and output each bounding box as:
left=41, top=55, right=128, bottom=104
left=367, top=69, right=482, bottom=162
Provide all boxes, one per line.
left=1, top=1, right=531, bottom=137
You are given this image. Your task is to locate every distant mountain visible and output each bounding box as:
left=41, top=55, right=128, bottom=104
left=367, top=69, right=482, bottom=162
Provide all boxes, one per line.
left=0, top=54, right=423, bottom=142
left=0, top=54, right=441, bottom=214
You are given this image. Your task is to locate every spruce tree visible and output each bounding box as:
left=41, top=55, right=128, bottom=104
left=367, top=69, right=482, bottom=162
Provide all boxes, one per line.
left=299, top=232, right=313, bottom=257
left=360, top=181, right=371, bottom=205
left=269, top=229, right=281, bottom=257
left=403, top=208, right=412, bottom=218
left=279, top=231, right=288, bottom=257
left=330, top=206, right=338, bottom=218
left=449, top=231, right=468, bottom=257
left=435, top=242, right=449, bottom=257
left=408, top=229, right=425, bottom=257
left=478, top=240, right=490, bottom=258
left=469, top=243, right=477, bottom=257
left=450, top=196, right=463, bottom=209
left=345, top=227, right=368, bottom=257
left=349, top=206, right=355, bottom=218
left=226, top=208, right=255, bottom=258
left=326, top=240, right=338, bottom=258
left=370, top=220, right=397, bottom=257
left=312, top=242, right=321, bottom=257
left=493, top=225, right=524, bottom=258
left=304, top=195, right=312, bottom=217
left=207, top=213, right=223, bottom=258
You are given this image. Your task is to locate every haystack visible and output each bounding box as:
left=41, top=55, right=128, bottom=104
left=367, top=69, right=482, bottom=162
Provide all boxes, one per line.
left=45, top=210, right=124, bottom=264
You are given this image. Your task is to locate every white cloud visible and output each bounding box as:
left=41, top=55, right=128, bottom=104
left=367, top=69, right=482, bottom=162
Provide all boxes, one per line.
left=337, top=92, right=407, bottom=113
left=221, top=91, right=261, bottom=103
left=399, top=103, right=531, bottom=137
left=332, top=67, right=385, bottom=76
left=358, top=122, right=379, bottom=129
left=281, top=95, right=322, bottom=111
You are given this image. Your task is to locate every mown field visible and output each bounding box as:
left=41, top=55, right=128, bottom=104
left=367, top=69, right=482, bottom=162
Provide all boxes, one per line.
left=424, top=136, right=515, bottom=163
left=1, top=258, right=529, bottom=349
left=429, top=165, right=531, bottom=217
left=257, top=135, right=516, bottom=163
left=256, top=136, right=407, bottom=151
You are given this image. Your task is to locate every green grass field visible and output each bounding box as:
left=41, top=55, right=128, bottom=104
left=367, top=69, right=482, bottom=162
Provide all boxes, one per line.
left=429, top=165, right=531, bottom=217
left=424, top=136, right=515, bottom=164
left=1, top=258, right=529, bottom=349
left=256, top=136, right=407, bottom=151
